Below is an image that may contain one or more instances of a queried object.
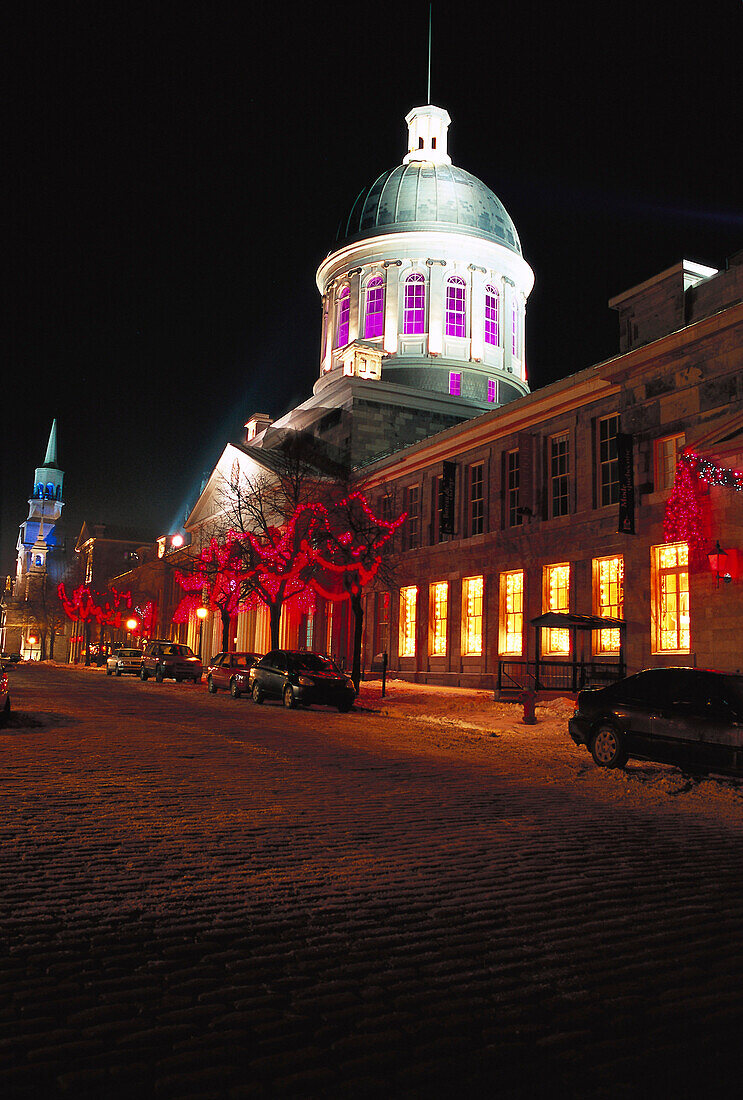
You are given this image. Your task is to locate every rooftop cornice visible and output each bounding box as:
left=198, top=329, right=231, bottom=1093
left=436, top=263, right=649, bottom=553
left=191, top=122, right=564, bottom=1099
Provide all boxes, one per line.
left=358, top=299, right=743, bottom=486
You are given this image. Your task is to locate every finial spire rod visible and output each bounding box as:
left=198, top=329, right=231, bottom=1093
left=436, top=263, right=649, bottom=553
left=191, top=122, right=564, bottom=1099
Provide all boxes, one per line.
left=427, top=3, right=432, bottom=104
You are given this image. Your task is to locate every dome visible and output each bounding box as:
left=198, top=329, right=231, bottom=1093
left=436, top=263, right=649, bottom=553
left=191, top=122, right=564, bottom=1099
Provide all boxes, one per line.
left=336, top=162, right=522, bottom=255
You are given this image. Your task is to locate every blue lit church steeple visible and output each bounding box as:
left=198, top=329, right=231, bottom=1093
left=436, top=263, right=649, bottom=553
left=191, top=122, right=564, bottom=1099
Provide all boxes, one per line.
left=15, top=420, right=65, bottom=592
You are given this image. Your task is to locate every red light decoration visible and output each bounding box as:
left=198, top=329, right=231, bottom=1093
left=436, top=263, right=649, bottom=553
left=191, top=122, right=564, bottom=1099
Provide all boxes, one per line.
left=58, top=584, right=135, bottom=627
left=172, top=491, right=407, bottom=621
left=664, top=452, right=743, bottom=566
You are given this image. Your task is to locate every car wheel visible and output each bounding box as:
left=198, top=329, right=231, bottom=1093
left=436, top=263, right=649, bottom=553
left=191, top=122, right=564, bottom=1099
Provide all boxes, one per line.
left=338, top=699, right=353, bottom=713
left=140, top=667, right=148, bottom=681
left=230, top=678, right=241, bottom=699
left=193, top=674, right=201, bottom=684
left=115, top=666, right=121, bottom=677
left=252, top=682, right=263, bottom=704
left=0, top=696, right=10, bottom=727
left=283, top=685, right=296, bottom=709
left=591, top=723, right=628, bottom=768
left=106, top=667, right=112, bottom=676
left=207, top=676, right=217, bottom=694
left=155, top=665, right=164, bottom=683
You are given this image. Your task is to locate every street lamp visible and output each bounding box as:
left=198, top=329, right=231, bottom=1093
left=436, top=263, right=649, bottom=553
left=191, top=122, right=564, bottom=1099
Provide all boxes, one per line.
left=126, top=617, right=138, bottom=645
left=196, top=606, right=208, bottom=660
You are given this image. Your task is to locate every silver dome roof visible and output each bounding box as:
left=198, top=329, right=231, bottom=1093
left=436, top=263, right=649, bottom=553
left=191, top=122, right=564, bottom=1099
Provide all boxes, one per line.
left=336, top=162, right=521, bottom=255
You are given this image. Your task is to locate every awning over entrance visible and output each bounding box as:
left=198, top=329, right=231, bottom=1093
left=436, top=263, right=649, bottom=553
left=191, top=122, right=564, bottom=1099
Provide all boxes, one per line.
left=530, top=613, right=625, bottom=632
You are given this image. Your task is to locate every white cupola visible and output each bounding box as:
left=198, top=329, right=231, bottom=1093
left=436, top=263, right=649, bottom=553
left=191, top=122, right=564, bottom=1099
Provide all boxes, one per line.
left=403, top=104, right=452, bottom=166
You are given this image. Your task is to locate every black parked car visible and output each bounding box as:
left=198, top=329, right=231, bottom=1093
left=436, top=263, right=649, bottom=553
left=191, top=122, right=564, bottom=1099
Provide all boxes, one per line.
left=569, top=667, right=743, bottom=776
left=249, top=650, right=355, bottom=712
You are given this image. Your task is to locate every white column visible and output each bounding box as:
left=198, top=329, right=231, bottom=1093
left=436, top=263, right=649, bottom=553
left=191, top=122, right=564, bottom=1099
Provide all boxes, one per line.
left=383, top=262, right=400, bottom=353
left=427, top=261, right=445, bottom=355
left=348, top=270, right=362, bottom=344
left=469, top=266, right=486, bottom=361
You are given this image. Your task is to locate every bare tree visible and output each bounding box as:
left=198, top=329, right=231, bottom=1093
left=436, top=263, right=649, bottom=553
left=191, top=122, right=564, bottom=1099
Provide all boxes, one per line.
left=310, top=486, right=406, bottom=691
left=217, top=431, right=346, bottom=651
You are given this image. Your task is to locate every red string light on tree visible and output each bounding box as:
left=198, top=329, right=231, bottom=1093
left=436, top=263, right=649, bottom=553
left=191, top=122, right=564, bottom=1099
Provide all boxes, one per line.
left=664, top=451, right=743, bottom=566
left=57, top=584, right=134, bottom=626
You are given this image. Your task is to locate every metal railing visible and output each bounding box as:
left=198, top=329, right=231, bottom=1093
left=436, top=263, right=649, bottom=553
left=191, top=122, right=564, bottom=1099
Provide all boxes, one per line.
left=497, top=659, right=625, bottom=694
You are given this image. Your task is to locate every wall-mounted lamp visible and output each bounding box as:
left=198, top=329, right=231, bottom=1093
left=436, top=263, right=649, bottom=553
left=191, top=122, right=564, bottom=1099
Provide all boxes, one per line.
left=708, top=540, right=732, bottom=587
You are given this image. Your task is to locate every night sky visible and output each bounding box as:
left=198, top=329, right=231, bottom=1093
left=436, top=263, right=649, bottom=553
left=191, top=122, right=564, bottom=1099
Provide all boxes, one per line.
left=4, top=0, right=742, bottom=577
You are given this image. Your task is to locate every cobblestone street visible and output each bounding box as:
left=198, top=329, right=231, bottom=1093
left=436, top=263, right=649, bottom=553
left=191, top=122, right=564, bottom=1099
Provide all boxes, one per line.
left=3, top=663, right=743, bottom=1098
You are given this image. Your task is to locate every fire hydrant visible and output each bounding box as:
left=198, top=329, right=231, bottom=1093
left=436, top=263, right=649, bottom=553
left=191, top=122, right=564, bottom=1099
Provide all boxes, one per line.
left=520, top=689, right=537, bottom=725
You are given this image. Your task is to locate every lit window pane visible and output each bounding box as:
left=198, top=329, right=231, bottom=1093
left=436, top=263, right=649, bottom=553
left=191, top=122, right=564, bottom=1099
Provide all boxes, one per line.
left=364, top=276, right=384, bottom=339
left=462, top=576, right=483, bottom=656
left=485, top=286, right=499, bottom=345
left=501, top=570, right=523, bottom=655
left=653, top=542, right=690, bottom=653
left=445, top=277, right=466, bottom=338
left=430, top=582, right=448, bottom=656
left=336, top=287, right=350, bottom=347
left=404, top=274, right=426, bottom=335
left=399, top=586, right=417, bottom=657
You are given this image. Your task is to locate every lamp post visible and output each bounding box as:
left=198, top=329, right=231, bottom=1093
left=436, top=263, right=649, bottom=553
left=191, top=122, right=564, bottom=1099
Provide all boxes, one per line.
left=126, top=617, right=138, bottom=646
left=196, top=606, right=208, bottom=660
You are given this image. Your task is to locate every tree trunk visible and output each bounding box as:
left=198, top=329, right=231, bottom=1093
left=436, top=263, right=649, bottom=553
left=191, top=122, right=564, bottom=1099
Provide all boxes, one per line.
left=220, top=608, right=230, bottom=651
left=350, top=591, right=364, bottom=693
left=269, top=598, right=283, bottom=651
left=49, top=628, right=56, bottom=661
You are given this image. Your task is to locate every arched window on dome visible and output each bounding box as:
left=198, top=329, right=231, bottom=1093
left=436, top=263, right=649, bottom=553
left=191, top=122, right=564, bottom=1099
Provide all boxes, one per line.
left=336, top=286, right=350, bottom=348
left=364, top=275, right=384, bottom=339
left=445, top=276, right=467, bottom=338
left=484, top=285, right=500, bottom=346
left=403, top=273, right=426, bottom=335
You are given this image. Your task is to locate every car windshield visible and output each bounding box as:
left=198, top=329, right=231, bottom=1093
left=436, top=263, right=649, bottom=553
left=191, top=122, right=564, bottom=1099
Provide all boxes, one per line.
left=118, top=649, right=140, bottom=657
left=165, top=645, right=195, bottom=657
left=291, top=653, right=339, bottom=674
left=722, top=675, right=743, bottom=716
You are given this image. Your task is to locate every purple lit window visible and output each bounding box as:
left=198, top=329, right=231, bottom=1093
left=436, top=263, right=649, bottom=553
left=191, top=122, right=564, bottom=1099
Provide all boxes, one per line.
left=512, top=301, right=518, bottom=356
left=449, top=371, right=461, bottom=396
left=487, top=378, right=496, bottom=403
left=364, top=275, right=384, bottom=339
left=445, top=277, right=466, bottom=337
left=403, top=274, right=426, bottom=335
left=336, top=286, right=350, bottom=348
left=485, top=285, right=499, bottom=345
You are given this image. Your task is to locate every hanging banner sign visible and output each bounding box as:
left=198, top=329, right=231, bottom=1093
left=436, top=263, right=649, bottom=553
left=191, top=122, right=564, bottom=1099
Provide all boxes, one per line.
left=440, top=461, right=457, bottom=536
left=617, top=432, right=635, bottom=534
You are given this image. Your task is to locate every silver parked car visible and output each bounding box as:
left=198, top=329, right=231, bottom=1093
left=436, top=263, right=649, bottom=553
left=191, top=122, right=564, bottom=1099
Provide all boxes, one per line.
left=106, top=647, right=143, bottom=677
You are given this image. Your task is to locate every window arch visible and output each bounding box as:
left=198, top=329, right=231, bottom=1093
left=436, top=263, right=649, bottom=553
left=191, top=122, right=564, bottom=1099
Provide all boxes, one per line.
left=484, top=285, right=500, bottom=346
left=445, top=276, right=466, bottom=337
left=364, top=275, right=384, bottom=339
left=336, top=285, right=350, bottom=348
left=403, top=273, right=426, bottom=335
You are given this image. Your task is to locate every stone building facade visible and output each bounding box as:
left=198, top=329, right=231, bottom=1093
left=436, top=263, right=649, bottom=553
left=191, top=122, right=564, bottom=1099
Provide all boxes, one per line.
left=357, top=254, right=743, bottom=685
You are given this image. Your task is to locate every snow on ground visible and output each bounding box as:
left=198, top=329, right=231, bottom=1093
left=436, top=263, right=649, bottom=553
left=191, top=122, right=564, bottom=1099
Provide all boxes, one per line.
left=21, top=662, right=743, bottom=823
left=356, top=677, right=743, bottom=824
